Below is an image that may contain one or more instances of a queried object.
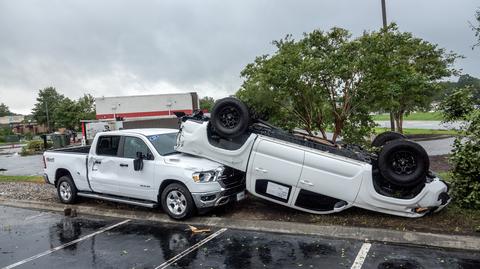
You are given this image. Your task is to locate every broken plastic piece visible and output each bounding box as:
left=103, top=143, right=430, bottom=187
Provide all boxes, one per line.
left=188, top=225, right=211, bottom=234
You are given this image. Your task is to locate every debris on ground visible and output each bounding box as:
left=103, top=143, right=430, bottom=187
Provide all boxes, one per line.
left=187, top=225, right=211, bottom=234
left=64, top=208, right=77, bottom=217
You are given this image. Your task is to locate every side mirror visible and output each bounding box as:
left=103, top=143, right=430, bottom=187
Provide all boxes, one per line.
left=133, top=152, right=144, bottom=171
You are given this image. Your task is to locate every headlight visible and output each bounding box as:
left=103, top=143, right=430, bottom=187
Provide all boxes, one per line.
left=192, top=167, right=224, bottom=183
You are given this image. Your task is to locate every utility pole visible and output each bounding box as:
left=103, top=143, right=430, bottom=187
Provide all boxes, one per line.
left=45, top=101, right=50, bottom=133
left=381, top=0, right=395, bottom=131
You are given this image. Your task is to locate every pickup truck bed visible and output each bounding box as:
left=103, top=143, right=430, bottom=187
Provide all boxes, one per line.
left=49, top=146, right=91, bottom=154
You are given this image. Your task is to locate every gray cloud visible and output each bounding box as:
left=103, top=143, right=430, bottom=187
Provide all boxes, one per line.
left=0, top=0, right=479, bottom=114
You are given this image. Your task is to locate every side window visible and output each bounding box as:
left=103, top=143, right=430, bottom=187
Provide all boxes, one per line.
left=96, top=136, right=121, bottom=156
left=123, top=136, right=152, bottom=159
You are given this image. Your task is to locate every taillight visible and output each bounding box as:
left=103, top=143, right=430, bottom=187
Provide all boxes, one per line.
left=43, top=156, right=47, bottom=169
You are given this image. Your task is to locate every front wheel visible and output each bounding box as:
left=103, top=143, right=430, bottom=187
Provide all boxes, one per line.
left=57, top=176, right=78, bottom=204
left=161, top=183, right=195, bottom=220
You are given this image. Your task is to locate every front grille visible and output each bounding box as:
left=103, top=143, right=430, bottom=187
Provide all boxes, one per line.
left=218, top=167, right=245, bottom=189
left=223, top=184, right=245, bottom=196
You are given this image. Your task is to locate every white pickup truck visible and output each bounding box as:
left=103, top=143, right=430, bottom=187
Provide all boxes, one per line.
left=175, top=98, right=451, bottom=218
left=43, top=128, right=246, bottom=219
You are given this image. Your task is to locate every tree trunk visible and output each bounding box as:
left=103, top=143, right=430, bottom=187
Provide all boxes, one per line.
left=331, top=119, right=344, bottom=143
left=389, top=111, right=395, bottom=131
left=319, top=128, right=328, bottom=140
left=398, top=111, right=404, bottom=134
left=393, top=111, right=403, bottom=134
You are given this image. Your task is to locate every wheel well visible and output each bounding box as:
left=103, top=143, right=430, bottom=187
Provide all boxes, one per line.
left=158, top=179, right=188, bottom=202
left=54, top=169, right=72, bottom=187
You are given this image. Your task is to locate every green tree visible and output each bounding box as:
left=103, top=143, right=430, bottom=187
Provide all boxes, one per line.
left=360, top=24, right=458, bottom=133
left=31, top=87, right=66, bottom=131
left=237, top=28, right=377, bottom=144
left=76, top=94, right=96, bottom=121
left=0, top=103, right=11, bottom=117
left=53, top=98, right=78, bottom=130
left=52, top=94, right=96, bottom=131
left=199, top=96, right=215, bottom=112
left=440, top=88, right=480, bottom=209
left=436, top=74, right=480, bottom=104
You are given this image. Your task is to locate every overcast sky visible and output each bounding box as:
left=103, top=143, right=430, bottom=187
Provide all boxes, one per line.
left=0, top=0, right=479, bottom=115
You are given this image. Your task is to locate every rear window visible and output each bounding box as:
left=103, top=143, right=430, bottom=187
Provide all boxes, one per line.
left=96, top=136, right=121, bottom=156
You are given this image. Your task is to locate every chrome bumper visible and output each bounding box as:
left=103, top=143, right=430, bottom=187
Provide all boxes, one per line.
left=191, top=185, right=245, bottom=209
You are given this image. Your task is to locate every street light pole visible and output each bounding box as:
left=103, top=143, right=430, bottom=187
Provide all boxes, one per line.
left=45, top=101, right=50, bottom=133
left=381, top=0, right=395, bottom=131
left=381, top=0, right=387, bottom=27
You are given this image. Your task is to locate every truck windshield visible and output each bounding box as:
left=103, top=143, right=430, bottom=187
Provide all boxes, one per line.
left=147, top=133, right=179, bottom=156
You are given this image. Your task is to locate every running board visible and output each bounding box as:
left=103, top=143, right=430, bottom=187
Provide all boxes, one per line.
left=77, top=192, right=158, bottom=208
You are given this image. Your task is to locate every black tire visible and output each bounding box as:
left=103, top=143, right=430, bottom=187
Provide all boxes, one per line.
left=161, top=183, right=195, bottom=220
left=378, top=139, right=429, bottom=187
left=210, top=97, right=250, bottom=138
left=372, top=131, right=407, bottom=148
left=57, top=175, right=78, bottom=204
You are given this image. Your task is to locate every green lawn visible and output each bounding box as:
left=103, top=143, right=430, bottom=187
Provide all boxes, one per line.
left=373, top=127, right=459, bottom=135
left=373, top=111, right=443, bottom=121
left=0, top=175, right=44, bottom=183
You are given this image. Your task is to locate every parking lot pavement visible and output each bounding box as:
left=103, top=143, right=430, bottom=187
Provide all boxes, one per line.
left=0, top=147, right=43, bottom=176
left=1, top=206, right=479, bottom=269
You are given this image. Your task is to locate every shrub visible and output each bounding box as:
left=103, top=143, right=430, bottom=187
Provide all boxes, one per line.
left=24, top=132, right=33, bottom=141
left=441, top=88, right=480, bottom=209
left=20, top=140, right=52, bottom=156
left=448, top=111, right=480, bottom=209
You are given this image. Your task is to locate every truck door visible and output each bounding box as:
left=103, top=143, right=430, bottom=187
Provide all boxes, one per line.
left=248, top=139, right=305, bottom=206
left=88, top=135, right=122, bottom=194
left=114, top=136, right=156, bottom=201
left=294, top=150, right=364, bottom=212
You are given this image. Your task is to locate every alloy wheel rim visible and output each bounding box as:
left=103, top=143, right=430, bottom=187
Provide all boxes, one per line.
left=219, top=107, right=240, bottom=129
left=59, top=182, right=72, bottom=201
left=167, top=190, right=187, bottom=215
left=390, top=150, right=417, bottom=176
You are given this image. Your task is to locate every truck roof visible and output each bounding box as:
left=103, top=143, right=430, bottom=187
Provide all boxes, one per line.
left=100, top=128, right=178, bottom=136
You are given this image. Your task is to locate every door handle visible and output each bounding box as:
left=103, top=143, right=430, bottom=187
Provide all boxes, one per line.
left=119, top=163, right=128, bottom=167
left=300, top=179, right=314, bottom=186
left=255, top=167, right=268, bottom=173
left=94, top=160, right=102, bottom=165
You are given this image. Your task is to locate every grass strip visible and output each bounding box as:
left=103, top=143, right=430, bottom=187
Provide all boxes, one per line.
left=0, top=175, right=44, bottom=183
left=373, top=112, right=443, bottom=121
left=373, top=127, right=459, bottom=135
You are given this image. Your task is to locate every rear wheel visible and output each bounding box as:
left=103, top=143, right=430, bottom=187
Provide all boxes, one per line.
left=378, top=139, right=429, bottom=187
left=210, top=97, right=250, bottom=138
left=161, top=183, right=195, bottom=220
left=372, top=131, right=406, bottom=148
left=57, top=175, right=78, bottom=204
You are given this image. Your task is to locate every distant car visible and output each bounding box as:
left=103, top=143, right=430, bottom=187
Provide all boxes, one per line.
left=175, top=97, right=451, bottom=218
left=43, top=128, right=245, bottom=220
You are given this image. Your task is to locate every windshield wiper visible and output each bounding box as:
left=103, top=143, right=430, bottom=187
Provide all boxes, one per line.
left=163, top=151, right=180, bottom=156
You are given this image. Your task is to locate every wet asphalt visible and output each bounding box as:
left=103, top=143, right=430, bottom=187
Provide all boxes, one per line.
left=0, top=206, right=479, bottom=269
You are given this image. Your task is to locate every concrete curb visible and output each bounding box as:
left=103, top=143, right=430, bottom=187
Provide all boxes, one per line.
left=1, top=198, right=479, bottom=251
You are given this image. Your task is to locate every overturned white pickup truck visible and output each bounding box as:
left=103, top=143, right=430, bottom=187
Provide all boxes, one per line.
left=175, top=97, right=451, bottom=218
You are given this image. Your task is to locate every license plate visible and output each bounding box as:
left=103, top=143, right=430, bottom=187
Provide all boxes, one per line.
left=266, top=182, right=289, bottom=200
left=236, top=191, right=245, bottom=201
